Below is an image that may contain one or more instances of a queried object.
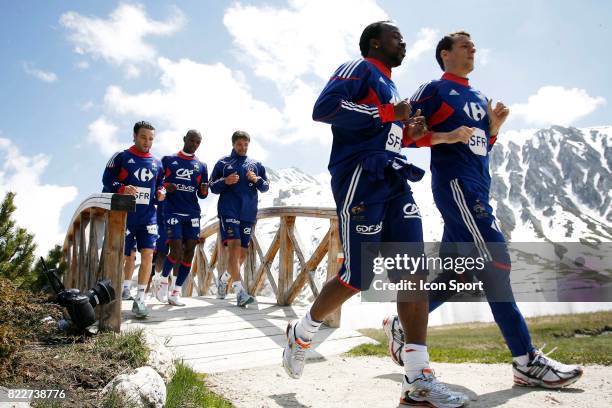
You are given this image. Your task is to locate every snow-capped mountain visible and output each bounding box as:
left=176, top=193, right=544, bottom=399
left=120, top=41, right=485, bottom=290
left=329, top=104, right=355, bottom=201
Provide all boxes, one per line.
left=249, top=125, right=611, bottom=246
left=490, top=125, right=611, bottom=242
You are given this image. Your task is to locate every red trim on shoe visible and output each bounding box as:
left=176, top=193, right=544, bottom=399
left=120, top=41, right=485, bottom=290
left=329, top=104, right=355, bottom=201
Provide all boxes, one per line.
left=295, top=337, right=311, bottom=348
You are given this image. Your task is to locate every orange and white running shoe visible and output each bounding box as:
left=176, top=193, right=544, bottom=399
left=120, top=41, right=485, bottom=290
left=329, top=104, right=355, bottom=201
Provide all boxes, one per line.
left=282, top=320, right=311, bottom=379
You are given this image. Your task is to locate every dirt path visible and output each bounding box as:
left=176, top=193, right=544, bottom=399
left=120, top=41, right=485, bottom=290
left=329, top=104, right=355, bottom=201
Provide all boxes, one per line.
left=207, top=356, right=611, bottom=407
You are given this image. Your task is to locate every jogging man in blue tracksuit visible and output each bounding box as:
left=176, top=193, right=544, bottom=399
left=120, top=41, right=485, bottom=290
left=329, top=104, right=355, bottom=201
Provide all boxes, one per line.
left=281, top=21, right=471, bottom=408
left=102, top=121, right=166, bottom=318
left=384, top=31, right=583, bottom=390
left=154, top=129, right=208, bottom=306
left=209, top=130, right=269, bottom=307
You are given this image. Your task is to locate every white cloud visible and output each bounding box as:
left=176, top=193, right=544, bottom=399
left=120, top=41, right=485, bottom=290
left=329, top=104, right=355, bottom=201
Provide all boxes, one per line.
left=511, top=86, right=606, bottom=126
left=223, top=1, right=437, bottom=144
left=23, top=62, right=58, bottom=83
left=478, top=48, right=491, bottom=66
left=60, top=3, right=184, bottom=76
left=223, top=0, right=389, bottom=84
left=86, top=1, right=441, bottom=161
left=100, top=57, right=283, bottom=161
left=80, top=100, right=95, bottom=111
left=75, top=60, right=90, bottom=70
left=0, top=138, right=78, bottom=255
left=404, top=28, right=438, bottom=63
left=88, top=117, right=126, bottom=156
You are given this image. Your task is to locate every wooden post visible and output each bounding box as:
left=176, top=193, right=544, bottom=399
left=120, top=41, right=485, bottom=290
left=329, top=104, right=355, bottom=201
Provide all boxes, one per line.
left=70, top=234, right=78, bottom=290
left=324, top=217, right=342, bottom=327
left=99, top=210, right=127, bottom=332
left=277, top=216, right=296, bottom=305
left=77, top=213, right=88, bottom=292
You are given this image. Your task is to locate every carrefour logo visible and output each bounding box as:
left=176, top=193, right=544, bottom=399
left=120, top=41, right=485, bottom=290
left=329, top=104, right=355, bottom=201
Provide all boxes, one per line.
left=134, top=167, right=154, bottom=182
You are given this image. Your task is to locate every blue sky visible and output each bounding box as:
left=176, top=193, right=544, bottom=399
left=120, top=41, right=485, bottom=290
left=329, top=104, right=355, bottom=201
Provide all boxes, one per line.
left=0, top=0, right=610, bottom=253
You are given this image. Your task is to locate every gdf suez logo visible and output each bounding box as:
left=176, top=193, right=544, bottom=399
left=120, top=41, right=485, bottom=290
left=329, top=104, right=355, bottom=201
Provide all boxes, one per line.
left=134, top=167, right=154, bottom=182
left=463, top=102, right=486, bottom=121
left=355, top=221, right=382, bottom=235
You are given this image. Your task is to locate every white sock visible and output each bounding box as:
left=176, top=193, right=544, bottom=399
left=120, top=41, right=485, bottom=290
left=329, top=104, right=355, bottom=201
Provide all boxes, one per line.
left=220, top=271, right=230, bottom=283
left=136, top=284, right=146, bottom=303
left=232, top=280, right=244, bottom=294
left=402, top=344, right=430, bottom=382
left=170, top=275, right=177, bottom=292
left=123, top=280, right=132, bottom=289
left=513, top=354, right=530, bottom=366
left=296, top=311, right=322, bottom=341
left=170, top=285, right=181, bottom=296
left=160, top=275, right=168, bottom=284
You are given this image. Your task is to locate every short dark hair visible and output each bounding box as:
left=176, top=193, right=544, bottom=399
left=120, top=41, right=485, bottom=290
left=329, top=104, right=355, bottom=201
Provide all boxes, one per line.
left=359, top=21, right=393, bottom=58
left=185, top=129, right=201, bottom=139
left=231, top=130, right=250, bottom=144
left=435, top=31, right=471, bottom=71
left=133, top=121, right=155, bottom=134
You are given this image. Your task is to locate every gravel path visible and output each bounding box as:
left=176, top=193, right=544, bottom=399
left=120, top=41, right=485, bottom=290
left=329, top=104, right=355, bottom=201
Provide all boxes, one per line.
left=207, top=356, right=611, bottom=407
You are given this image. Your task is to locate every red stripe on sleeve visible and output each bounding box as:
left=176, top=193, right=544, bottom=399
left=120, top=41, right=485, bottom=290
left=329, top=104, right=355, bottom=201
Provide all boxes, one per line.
left=427, top=102, right=454, bottom=127
left=118, top=167, right=128, bottom=182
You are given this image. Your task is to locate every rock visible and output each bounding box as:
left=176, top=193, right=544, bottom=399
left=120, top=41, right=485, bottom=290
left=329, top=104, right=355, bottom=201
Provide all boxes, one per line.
left=101, top=366, right=166, bottom=408
left=142, top=330, right=176, bottom=383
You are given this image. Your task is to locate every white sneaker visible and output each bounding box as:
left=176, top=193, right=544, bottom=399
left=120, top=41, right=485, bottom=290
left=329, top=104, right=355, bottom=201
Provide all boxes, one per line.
left=168, top=292, right=185, bottom=306
left=282, top=320, right=311, bottom=379
left=121, top=286, right=132, bottom=300
left=401, top=368, right=469, bottom=407
left=217, top=275, right=228, bottom=299
left=236, top=290, right=255, bottom=307
left=155, top=280, right=169, bottom=303
left=513, top=347, right=583, bottom=388
left=131, top=300, right=149, bottom=318
left=383, top=315, right=405, bottom=366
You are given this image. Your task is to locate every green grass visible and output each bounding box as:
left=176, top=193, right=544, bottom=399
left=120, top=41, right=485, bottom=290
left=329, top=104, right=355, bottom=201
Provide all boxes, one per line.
left=93, top=328, right=150, bottom=368
left=348, top=311, right=612, bottom=365
left=165, top=361, right=233, bottom=408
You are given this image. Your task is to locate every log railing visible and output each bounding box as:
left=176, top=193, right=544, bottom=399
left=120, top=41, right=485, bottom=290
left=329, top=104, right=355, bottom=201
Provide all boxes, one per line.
left=62, top=200, right=345, bottom=330
left=62, top=193, right=135, bottom=332
left=186, top=207, right=344, bottom=326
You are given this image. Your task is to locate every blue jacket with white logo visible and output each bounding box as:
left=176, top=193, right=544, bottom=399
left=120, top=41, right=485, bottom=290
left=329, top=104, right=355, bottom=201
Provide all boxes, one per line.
left=313, top=57, right=419, bottom=193
left=102, top=146, right=164, bottom=226
left=403, top=73, right=495, bottom=191
left=161, top=151, right=208, bottom=216
left=209, top=150, right=269, bottom=222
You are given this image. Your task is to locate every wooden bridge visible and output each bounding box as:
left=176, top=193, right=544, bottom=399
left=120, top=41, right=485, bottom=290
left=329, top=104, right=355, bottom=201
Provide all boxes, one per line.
left=61, top=193, right=375, bottom=373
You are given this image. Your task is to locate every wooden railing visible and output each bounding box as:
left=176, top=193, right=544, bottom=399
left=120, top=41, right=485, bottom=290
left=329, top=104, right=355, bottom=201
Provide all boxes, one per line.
left=62, top=193, right=135, bottom=332
left=185, top=207, right=344, bottom=326
left=63, top=200, right=344, bottom=330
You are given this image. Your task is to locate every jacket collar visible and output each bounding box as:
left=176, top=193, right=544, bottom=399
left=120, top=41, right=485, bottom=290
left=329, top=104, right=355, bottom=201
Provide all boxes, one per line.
left=365, top=57, right=392, bottom=79
left=442, top=72, right=469, bottom=87
left=128, top=145, right=152, bottom=158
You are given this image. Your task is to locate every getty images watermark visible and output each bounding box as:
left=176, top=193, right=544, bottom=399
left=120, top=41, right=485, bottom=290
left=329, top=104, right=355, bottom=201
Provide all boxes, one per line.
left=371, top=253, right=485, bottom=293
left=360, top=242, right=612, bottom=303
